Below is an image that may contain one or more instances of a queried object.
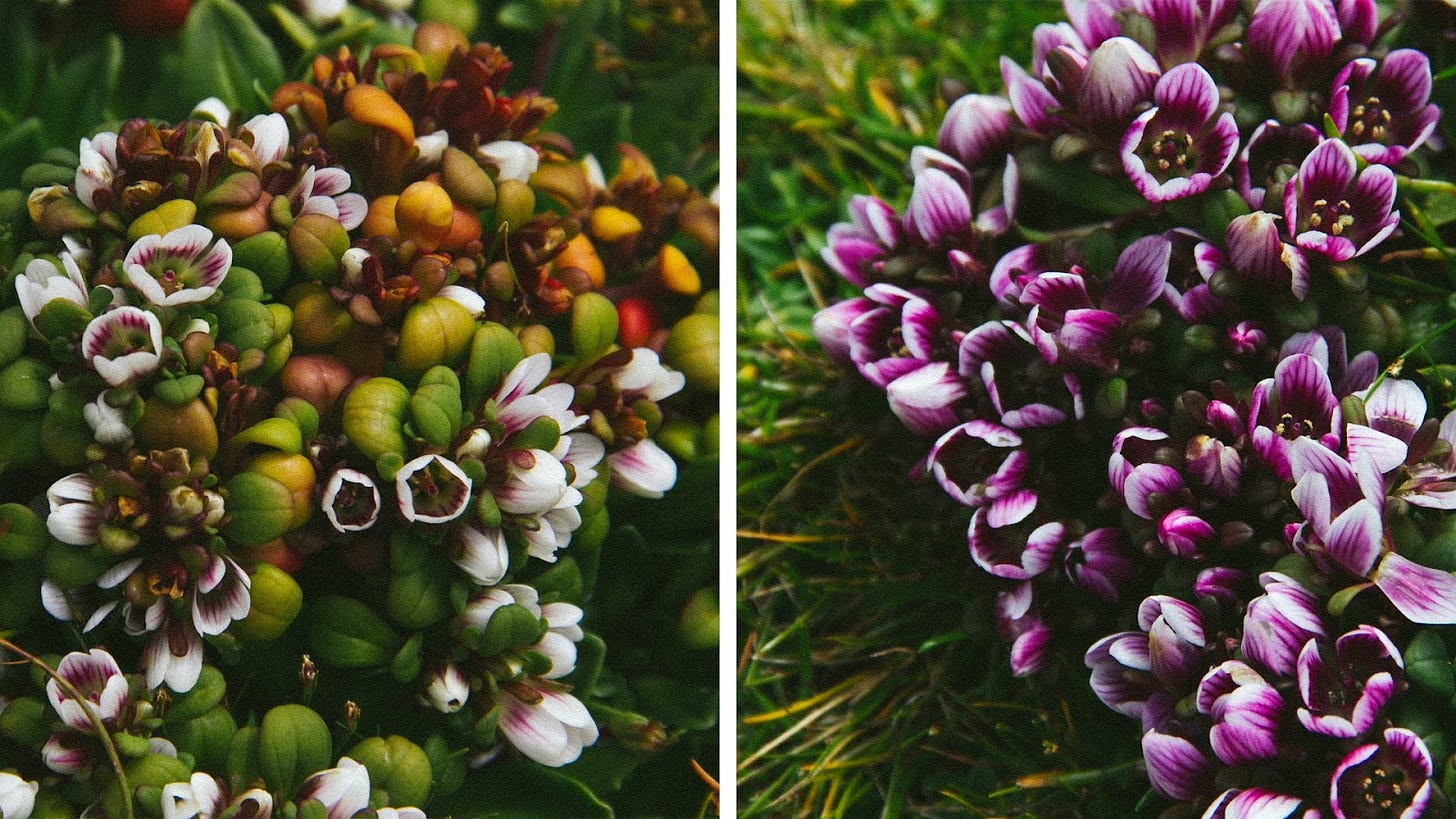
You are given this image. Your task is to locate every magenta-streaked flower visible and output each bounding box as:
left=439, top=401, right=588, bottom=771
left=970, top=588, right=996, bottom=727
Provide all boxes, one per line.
left=1202, top=788, right=1307, bottom=819
left=937, top=94, right=1012, bottom=171
left=142, top=618, right=204, bottom=692
left=885, top=361, right=967, bottom=437
left=820, top=195, right=901, bottom=288
left=239, top=112, right=290, bottom=166
left=1329, top=50, right=1440, bottom=166
left=1281, top=328, right=1378, bottom=398
left=849, top=284, right=949, bottom=389
left=926, top=420, right=1027, bottom=508
left=812, top=297, right=872, bottom=364
left=1142, top=727, right=1215, bottom=802
left=606, top=439, right=677, bottom=498
left=1241, top=573, right=1325, bottom=678
left=42, top=732, right=92, bottom=775
left=967, top=494, right=1065, bottom=580
left=1330, top=728, right=1431, bottom=819
left=160, top=772, right=225, bottom=819
left=16, top=252, right=88, bottom=326
left=1346, top=378, right=1425, bottom=474
left=989, top=242, right=1057, bottom=309
left=290, top=166, right=367, bottom=231
left=1085, top=630, right=1157, bottom=721
left=496, top=680, right=599, bottom=767
left=537, top=601, right=585, bottom=679
left=961, top=320, right=1080, bottom=429
left=1297, top=625, right=1403, bottom=738
left=422, top=664, right=470, bottom=713
left=476, top=140, right=540, bottom=184
left=1157, top=508, right=1214, bottom=558
left=492, top=353, right=584, bottom=435
left=296, top=756, right=371, bottom=819
left=994, top=582, right=1052, bottom=678
left=46, top=473, right=103, bottom=546
left=1196, top=660, right=1285, bottom=765
left=1249, top=353, right=1342, bottom=481
left=1137, top=0, right=1238, bottom=68
left=1002, top=56, right=1068, bottom=138
left=1063, top=0, right=1132, bottom=51
left=1074, top=37, right=1162, bottom=142
left=191, top=554, right=251, bottom=637
left=1224, top=211, right=1310, bottom=301
left=1139, top=595, right=1206, bottom=689
left=1236, top=120, right=1322, bottom=211
left=75, top=131, right=118, bottom=211
left=396, top=454, right=473, bottom=524
left=1063, top=527, right=1133, bottom=603
left=46, top=648, right=128, bottom=733
left=453, top=523, right=509, bottom=586
left=1284, top=138, right=1398, bottom=263
left=1244, top=0, right=1340, bottom=89
left=82, top=306, right=164, bottom=387
left=494, top=449, right=569, bottom=516
left=321, top=468, right=381, bottom=532
left=903, top=162, right=972, bottom=248
left=124, top=224, right=232, bottom=306
left=1291, top=437, right=1456, bottom=624
left=1120, top=62, right=1238, bottom=203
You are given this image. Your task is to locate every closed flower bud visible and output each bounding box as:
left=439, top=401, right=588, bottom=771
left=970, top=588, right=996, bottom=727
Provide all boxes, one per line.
left=127, top=199, right=198, bottom=242
left=653, top=244, right=701, bottom=296
left=493, top=179, right=535, bottom=231
left=442, top=146, right=496, bottom=209
left=421, top=665, right=470, bottom=713
left=288, top=213, right=351, bottom=283
left=589, top=205, right=642, bottom=243
left=346, top=735, right=433, bottom=808
left=665, top=312, right=718, bottom=392
left=396, top=296, right=476, bottom=381
left=395, top=181, right=454, bottom=251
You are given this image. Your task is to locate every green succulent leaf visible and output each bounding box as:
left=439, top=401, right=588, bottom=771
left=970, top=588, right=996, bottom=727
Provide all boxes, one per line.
left=179, top=0, right=285, bottom=111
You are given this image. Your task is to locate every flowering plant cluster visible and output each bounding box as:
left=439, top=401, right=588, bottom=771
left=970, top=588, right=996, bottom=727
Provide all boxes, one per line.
left=814, top=0, right=1456, bottom=813
left=0, top=9, right=718, bottom=817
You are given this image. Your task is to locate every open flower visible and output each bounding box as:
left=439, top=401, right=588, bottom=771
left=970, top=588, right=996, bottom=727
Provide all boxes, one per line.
left=1297, top=625, right=1403, bottom=738
left=396, top=454, right=473, bottom=524
left=820, top=195, right=901, bottom=288
left=1242, top=573, right=1325, bottom=678
left=926, top=420, right=1028, bottom=508
left=1284, top=138, right=1398, bottom=262
left=82, top=306, right=164, bottom=387
left=1329, top=50, right=1440, bottom=166
left=1196, top=660, right=1285, bottom=766
left=288, top=166, right=367, bottom=231
left=296, top=756, right=371, bottom=819
left=1236, top=120, right=1322, bottom=211
left=46, top=648, right=129, bottom=733
left=1248, top=353, right=1342, bottom=481
left=321, top=468, right=381, bottom=532
left=496, top=679, right=599, bottom=767
left=1330, top=728, right=1431, bottom=819
left=16, top=252, right=88, bottom=326
left=1120, top=62, right=1239, bottom=203
left=124, top=224, right=232, bottom=306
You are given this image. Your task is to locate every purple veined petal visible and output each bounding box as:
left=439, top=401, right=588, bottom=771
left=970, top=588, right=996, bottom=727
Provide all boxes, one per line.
left=81, top=306, right=165, bottom=387
left=1202, top=788, right=1306, bottom=819
left=1009, top=619, right=1053, bottom=677
left=814, top=300, right=867, bottom=364
left=192, top=557, right=251, bottom=637
left=1032, top=22, right=1086, bottom=74
left=1208, top=681, right=1285, bottom=765
left=1000, top=400, right=1068, bottom=430
left=1328, top=57, right=1375, bottom=135
left=989, top=243, right=1052, bottom=308
left=1199, top=111, right=1240, bottom=180
left=905, top=168, right=972, bottom=246
left=1196, top=659, right=1267, bottom=714
left=1290, top=436, right=1367, bottom=513
left=938, top=94, right=1015, bottom=170
left=1086, top=632, right=1153, bottom=719
left=1078, top=38, right=1161, bottom=138
left=607, top=439, right=678, bottom=499
left=1001, top=56, right=1062, bottom=136
left=1246, top=0, right=1338, bottom=87
left=1242, top=577, right=1325, bottom=677
left=1293, top=228, right=1356, bottom=263
left=885, top=362, right=966, bottom=438
left=300, top=195, right=341, bottom=222
left=1323, top=499, right=1383, bottom=577
left=821, top=230, right=881, bottom=288
left=1153, top=62, right=1220, bottom=126
left=453, top=524, right=509, bottom=585
left=1290, top=139, right=1358, bottom=214
left=1057, top=308, right=1121, bottom=365
left=1020, top=272, right=1093, bottom=320
left=1372, top=553, right=1456, bottom=624
left=1142, top=729, right=1214, bottom=802
left=1122, top=462, right=1183, bottom=520
left=1064, top=0, right=1132, bottom=48
left=898, top=296, right=941, bottom=360
left=1158, top=508, right=1214, bottom=558
left=926, top=420, right=1025, bottom=506
left=987, top=488, right=1038, bottom=528
left=847, top=194, right=901, bottom=248
left=1105, top=235, right=1172, bottom=314
left=1346, top=424, right=1409, bottom=474
left=494, top=352, right=552, bottom=405
left=1375, top=49, right=1434, bottom=121
left=1138, top=594, right=1204, bottom=640
left=1336, top=0, right=1378, bottom=45
left=143, top=620, right=204, bottom=692
left=1274, top=352, right=1339, bottom=429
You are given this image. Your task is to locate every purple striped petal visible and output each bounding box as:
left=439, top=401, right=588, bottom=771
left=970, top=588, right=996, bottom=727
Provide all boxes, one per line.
left=1203, top=788, right=1305, bottom=819
left=905, top=168, right=971, bottom=246
left=886, top=362, right=967, bottom=437
left=1324, top=499, right=1383, bottom=577
left=1001, top=57, right=1062, bottom=136
left=608, top=439, right=678, bottom=499
left=1078, top=38, right=1160, bottom=137
left=1331, top=728, right=1431, bottom=819
left=1242, top=575, right=1325, bottom=677
left=1154, top=61, right=1219, bottom=125
left=1143, top=729, right=1214, bottom=802
left=937, top=94, right=1013, bottom=170
left=1104, top=235, right=1172, bottom=314
left=1123, top=463, right=1184, bottom=519
left=1372, top=553, right=1456, bottom=624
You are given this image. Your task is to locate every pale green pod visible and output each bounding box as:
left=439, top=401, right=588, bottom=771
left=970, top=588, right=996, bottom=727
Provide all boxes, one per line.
left=342, top=377, right=411, bottom=461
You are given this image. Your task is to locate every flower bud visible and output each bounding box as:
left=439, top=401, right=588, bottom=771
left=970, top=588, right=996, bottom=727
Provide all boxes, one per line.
left=421, top=665, right=470, bottom=713
left=554, top=233, right=606, bottom=290
left=343, top=84, right=415, bottom=145
left=519, top=324, right=555, bottom=357
left=231, top=231, right=293, bottom=294
left=396, top=181, right=455, bottom=251
left=29, top=185, right=98, bottom=236
left=362, top=194, right=402, bottom=240
left=653, top=244, right=701, bottom=296
left=342, top=377, right=411, bottom=460
left=127, top=199, right=198, bottom=242
left=493, top=179, right=535, bottom=230
left=232, top=563, right=303, bottom=642
left=200, top=171, right=263, bottom=211
left=571, top=292, right=619, bottom=358
left=665, top=312, right=718, bottom=392
left=135, top=397, right=219, bottom=459
left=530, top=162, right=592, bottom=211
left=617, top=297, right=660, bottom=350
left=288, top=213, right=351, bottom=283
left=414, top=21, right=470, bottom=81
left=442, top=146, right=496, bottom=209
left=397, top=296, right=476, bottom=380
left=589, top=205, right=642, bottom=243
left=280, top=354, right=354, bottom=416
left=464, top=322, right=526, bottom=406
left=259, top=703, right=334, bottom=800
left=347, top=735, right=433, bottom=807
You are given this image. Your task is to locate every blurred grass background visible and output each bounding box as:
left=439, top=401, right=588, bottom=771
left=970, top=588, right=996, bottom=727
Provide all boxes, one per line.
left=736, top=1, right=1150, bottom=814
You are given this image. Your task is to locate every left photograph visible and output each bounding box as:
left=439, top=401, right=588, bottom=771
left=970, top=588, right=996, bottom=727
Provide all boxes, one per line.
left=0, top=1, right=720, bottom=816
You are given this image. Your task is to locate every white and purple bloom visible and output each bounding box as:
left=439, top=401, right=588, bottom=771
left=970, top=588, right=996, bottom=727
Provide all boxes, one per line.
left=1244, top=0, right=1340, bottom=90
left=1139, top=595, right=1208, bottom=691
left=1241, top=573, right=1326, bottom=678
left=1290, top=436, right=1456, bottom=624
left=46, top=473, right=104, bottom=546
left=1330, top=728, right=1431, bottom=819
left=1062, top=527, right=1134, bottom=603
left=0, top=773, right=37, bottom=819
left=1222, top=212, right=1311, bottom=302
left=820, top=195, right=902, bottom=288
left=1296, top=625, right=1403, bottom=738
left=1284, top=138, right=1398, bottom=263
left=1248, top=353, right=1342, bottom=482
left=46, top=648, right=129, bottom=733
left=1202, top=788, right=1307, bottom=819
left=296, top=756, right=371, bottom=819
left=967, top=494, right=1065, bottom=581
left=422, top=664, right=470, bottom=713
left=1004, top=36, right=1161, bottom=145
left=849, top=284, right=952, bottom=389
left=124, top=224, right=232, bottom=306
left=16, top=252, right=89, bottom=326
left=396, top=454, right=473, bottom=524
left=1142, top=727, right=1216, bottom=803
left=1329, top=50, right=1441, bottom=166
left=496, top=679, right=599, bottom=767
left=1085, top=630, right=1158, bottom=721
left=75, top=131, right=119, bottom=212
left=1136, top=0, right=1238, bottom=68
left=1236, top=120, right=1323, bottom=212
left=452, top=523, right=509, bottom=586
left=492, top=353, right=585, bottom=436
left=82, top=306, right=165, bottom=387
left=885, top=361, right=967, bottom=437
left=1195, top=660, right=1286, bottom=766
left=1120, top=63, right=1238, bottom=204
left=937, top=94, right=1013, bottom=171
left=288, top=166, right=367, bottom=231
left=320, top=468, right=380, bottom=532
left=926, top=420, right=1028, bottom=508
left=994, top=582, right=1052, bottom=678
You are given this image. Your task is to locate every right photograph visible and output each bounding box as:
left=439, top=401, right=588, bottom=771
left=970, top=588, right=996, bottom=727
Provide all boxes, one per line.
left=737, top=0, right=1456, bottom=814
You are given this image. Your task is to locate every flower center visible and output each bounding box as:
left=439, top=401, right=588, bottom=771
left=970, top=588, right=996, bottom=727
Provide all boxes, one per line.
left=1349, top=96, right=1391, bottom=144
left=1146, top=129, right=1194, bottom=180
left=1275, top=412, right=1316, bottom=441
left=148, top=565, right=188, bottom=600
left=1306, top=198, right=1355, bottom=237
left=1360, top=765, right=1409, bottom=814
